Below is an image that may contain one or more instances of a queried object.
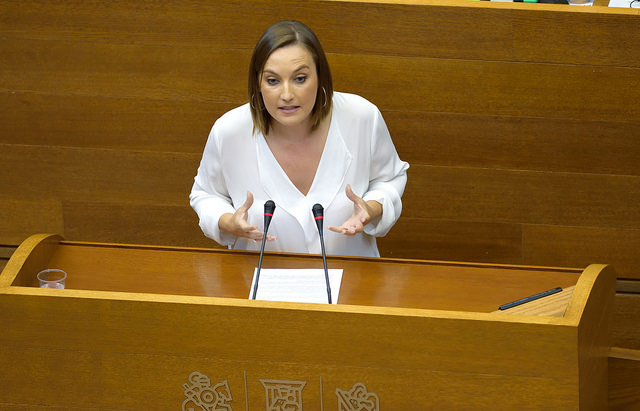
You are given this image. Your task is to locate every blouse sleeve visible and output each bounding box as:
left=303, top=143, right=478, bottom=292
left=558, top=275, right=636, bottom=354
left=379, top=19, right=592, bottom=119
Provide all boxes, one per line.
left=189, top=126, right=238, bottom=247
left=361, top=107, right=409, bottom=237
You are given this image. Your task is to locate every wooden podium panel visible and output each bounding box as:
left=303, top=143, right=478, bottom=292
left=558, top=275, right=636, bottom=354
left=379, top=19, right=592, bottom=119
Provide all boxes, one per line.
left=0, top=234, right=615, bottom=409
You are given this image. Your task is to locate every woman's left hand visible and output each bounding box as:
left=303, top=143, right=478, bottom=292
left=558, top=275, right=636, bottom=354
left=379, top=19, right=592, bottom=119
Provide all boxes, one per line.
left=328, top=184, right=382, bottom=236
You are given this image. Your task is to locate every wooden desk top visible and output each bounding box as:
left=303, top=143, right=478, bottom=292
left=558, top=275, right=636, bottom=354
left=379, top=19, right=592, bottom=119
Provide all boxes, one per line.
left=8, top=236, right=582, bottom=313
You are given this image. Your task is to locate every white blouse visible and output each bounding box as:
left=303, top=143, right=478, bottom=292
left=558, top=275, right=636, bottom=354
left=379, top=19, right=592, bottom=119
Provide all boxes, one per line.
left=189, top=92, right=409, bottom=257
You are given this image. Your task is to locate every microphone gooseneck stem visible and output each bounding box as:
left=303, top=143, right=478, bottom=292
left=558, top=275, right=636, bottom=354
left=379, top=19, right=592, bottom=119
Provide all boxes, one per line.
left=319, top=230, right=332, bottom=304
left=312, top=203, right=332, bottom=304
left=253, top=200, right=276, bottom=300
left=252, top=234, right=268, bottom=300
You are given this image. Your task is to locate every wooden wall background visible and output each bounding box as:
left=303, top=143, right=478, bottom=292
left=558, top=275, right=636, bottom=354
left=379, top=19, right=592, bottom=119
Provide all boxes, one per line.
left=1, top=0, right=638, bottom=350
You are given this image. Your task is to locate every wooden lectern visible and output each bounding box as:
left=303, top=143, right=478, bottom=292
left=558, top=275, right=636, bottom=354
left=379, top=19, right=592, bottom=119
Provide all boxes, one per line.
left=0, top=234, right=615, bottom=409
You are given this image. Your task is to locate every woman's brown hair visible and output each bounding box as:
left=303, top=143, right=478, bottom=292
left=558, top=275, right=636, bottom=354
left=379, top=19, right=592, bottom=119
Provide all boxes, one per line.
left=248, top=21, right=333, bottom=135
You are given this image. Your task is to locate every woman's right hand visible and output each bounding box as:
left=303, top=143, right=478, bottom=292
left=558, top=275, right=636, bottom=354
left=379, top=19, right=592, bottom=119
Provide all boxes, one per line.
left=218, top=191, right=276, bottom=241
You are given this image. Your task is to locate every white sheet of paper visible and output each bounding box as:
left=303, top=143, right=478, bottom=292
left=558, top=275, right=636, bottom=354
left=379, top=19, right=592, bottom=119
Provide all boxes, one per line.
left=249, top=268, right=343, bottom=304
left=608, top=0, right=637, bottom=7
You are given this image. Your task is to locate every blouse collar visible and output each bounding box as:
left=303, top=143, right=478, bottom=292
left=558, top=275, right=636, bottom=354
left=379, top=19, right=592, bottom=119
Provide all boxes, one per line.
left=256, top=109, right=352, bottom=219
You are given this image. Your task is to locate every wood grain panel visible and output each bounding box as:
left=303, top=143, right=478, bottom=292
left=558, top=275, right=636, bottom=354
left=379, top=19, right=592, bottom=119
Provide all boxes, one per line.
left=0, top=0, right=265, bottom=49
left=613, top=294, right=640, bottom=349
left=330, top=53, right=640, bottom=121
left=308, top=1, right=515, bottom=60
left=4, top=0, right=636, bottom=67
left=377, top=217, right=523, bottom=263
left=0, top=198, right=64, bottom=245
left=403, top=165, right=640, bottom=229
left=385, top=110, right=640, bottom=176
left=0, top=292, right=579, bottom=379
left=609, top=348, right=640, bottom=410
left=0, top=247, right=16, bottom=260
left=512, top=10, right=640, bottom=67
left=0, top=92, right=231, bottom=153
left=0, top=341, right=580, bottom=409
left=61, top=200, right=217, bottom=248
left=0, top=144, right=200, bottom=204
left=3, top=37, right=638, bottom=122
left=524, top=225, right=640, bottom=279
left=0, top=38, right=250, bottom=102
left=618, top=280, right=640, bottom=294
left=0, top=0, right=514, bottom=60
left=0, top=326, right=632, bottom=407
left=4, top=92, right=639, bottom=176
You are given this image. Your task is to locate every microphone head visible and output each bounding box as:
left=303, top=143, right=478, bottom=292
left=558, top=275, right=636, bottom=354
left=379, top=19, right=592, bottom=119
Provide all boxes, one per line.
left=312, top=203, right=324, bottom=233
left=312, top=203, right=324, bottom=218
left=264, top=200, right=276, bottom=215
left=263, top=200, right=276, bottom=232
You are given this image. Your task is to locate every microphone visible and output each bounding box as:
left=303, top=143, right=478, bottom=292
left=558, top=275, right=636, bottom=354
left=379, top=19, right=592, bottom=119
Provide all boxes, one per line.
left=312, top=203, right=332, bottom=304
left=252, top=200, right=276, bottom=300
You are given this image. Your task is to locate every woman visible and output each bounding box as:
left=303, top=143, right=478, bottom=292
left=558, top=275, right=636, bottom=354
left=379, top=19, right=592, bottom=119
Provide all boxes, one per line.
left=190, top=21, right=409, bottom=257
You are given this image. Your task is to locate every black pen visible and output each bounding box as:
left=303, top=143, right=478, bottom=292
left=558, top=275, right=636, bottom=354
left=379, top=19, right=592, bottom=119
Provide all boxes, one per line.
left=498, top=287, right=563, bottom=311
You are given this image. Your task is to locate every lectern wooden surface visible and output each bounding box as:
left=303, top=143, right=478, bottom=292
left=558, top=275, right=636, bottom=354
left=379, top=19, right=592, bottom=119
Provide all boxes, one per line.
left=0, top=234, right=615, bottom=410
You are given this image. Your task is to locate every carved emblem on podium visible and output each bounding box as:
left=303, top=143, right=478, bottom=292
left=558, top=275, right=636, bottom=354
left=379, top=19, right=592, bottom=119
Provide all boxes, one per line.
left=260, top=379, right=306, bottom=411
left=182, top=371, right=233, bottom=411
left=336, top=382, right=379, bottom=411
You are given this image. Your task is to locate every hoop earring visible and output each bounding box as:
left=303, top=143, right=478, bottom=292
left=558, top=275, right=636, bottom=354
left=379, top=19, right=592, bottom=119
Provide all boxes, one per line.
left=322, top=87, right=328, bottom=108
left=250, top=93, right=262, bottom=110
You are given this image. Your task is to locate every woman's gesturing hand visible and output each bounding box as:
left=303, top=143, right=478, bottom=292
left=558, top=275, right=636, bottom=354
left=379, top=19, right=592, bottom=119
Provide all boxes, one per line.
left=219, top=191, right=276, bottom=241
left=328, top=185, right=382, bottom=236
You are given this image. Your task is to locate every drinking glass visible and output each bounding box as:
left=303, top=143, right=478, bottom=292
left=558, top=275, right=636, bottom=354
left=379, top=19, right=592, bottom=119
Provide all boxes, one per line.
left=37, top=269, right=67, bottom=289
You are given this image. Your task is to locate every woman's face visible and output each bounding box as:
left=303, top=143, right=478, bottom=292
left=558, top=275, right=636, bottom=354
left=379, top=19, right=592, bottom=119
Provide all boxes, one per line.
left=260, top=44, right=318, bottom=132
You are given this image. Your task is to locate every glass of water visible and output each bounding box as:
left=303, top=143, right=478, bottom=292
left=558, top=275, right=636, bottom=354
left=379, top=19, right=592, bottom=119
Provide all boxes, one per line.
left=37, top=269, right=67, bottom=289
